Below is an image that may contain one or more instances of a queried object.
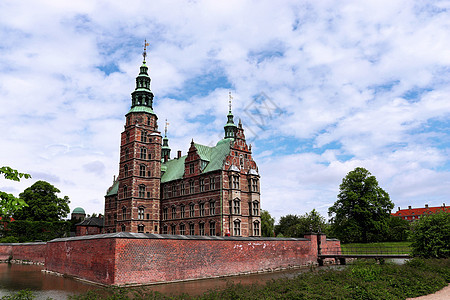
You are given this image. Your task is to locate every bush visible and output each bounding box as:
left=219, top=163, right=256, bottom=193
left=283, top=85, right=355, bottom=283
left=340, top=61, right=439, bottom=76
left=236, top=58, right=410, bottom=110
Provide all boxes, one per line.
left=409, top=212, right=450, bottom=258
left=0, top=236, right=19, bottom=243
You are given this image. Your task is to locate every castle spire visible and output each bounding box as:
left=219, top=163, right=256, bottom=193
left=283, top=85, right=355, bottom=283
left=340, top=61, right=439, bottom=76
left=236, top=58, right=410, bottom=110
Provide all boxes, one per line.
left=129, top=40, right=155, bottom=112
left=162, top=119, right=171, bottom=160
left=224, top=91, right=237, bottom=139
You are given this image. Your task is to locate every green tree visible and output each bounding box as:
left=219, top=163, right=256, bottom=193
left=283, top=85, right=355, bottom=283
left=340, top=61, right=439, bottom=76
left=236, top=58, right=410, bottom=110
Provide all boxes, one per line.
left=0, top=166, right=31, bottom=217
left=13, top=180, right=70, bottom=221
left=328, top=167, right=394, bottom=243
left=275, top=210, right=327, bottom=238
left=410, top=211, right=449, bottom=258
left=387, top=216, right=410, bottom=242
left=260, top=210, right=275, bottom=237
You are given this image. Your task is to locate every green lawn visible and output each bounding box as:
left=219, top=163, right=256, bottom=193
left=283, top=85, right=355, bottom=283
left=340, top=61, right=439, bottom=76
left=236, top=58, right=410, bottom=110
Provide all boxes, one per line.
left=341, top=241, right=412, bottom=255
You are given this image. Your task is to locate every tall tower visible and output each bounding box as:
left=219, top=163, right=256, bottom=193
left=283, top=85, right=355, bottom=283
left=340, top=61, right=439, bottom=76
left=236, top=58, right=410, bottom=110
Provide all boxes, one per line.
left=104, top=42, right=162, bottom=233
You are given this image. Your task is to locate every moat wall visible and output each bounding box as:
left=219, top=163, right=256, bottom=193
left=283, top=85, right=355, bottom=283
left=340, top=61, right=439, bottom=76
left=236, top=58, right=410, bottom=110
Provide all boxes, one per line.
left=0, top=233, right=340, bottom=286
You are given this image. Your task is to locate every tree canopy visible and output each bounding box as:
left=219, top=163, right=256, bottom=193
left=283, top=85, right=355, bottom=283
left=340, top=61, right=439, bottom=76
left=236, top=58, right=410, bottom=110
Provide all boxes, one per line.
left=410, top=211, right=449, bottom=258
left=0, top=166, right=31, bottom=217
left=13, top=180, right=70, bottom=221
left=328, top=167, right=394, bottom=243
left=275, top=209, right=327, bottom=238
left=260, top=210, right=275, bottom=237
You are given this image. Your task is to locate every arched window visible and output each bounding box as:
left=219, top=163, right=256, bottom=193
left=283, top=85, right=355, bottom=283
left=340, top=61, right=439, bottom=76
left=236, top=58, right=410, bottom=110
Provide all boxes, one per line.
left=139, top=185, right=146, bottom=198
left=252, top=201, right=259, bottom=216
left=171, top=224, right=176, bottom=235
left=180, top=223, right=186, bottom=235
left=122, top=206, right=127, bottom=220
left=138, top=224, right=145, bottom=233
left=209, top=201, right=216, bottom=215
left=209, top=221, right=216, bottom=236
left=189, top=203, right=195, bottom=217
left=163, top=225, right=168, bottom=234
left=138, top=207, right=144, bottom=219
left=233, top=198, right=241, bottom=214
left=253, top=220, right=260, bottom=236
left=124, top=164, right=128, bottom=177
left=140, top=147, right=147, bottom=159
left=199, top=222, right=205, bottom=236
left=121, top=224, right=126, bottom=232
left=141, top=131, right=147, bottom=143
left=123, top=185, right=128, bottom=198
left=140, top=165, right=146, bottom=176
left=171, top=206, right=177, bottom=219
left=233, top=219, right=241, bottom=236
left=124, top=148, right=129, bottom=159
left=163, top=207, right=168, bottom=220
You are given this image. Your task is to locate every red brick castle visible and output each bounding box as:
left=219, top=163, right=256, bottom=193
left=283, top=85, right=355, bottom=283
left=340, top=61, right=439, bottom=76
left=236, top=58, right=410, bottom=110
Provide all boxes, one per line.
left=104, top=47, right=261, bottom=237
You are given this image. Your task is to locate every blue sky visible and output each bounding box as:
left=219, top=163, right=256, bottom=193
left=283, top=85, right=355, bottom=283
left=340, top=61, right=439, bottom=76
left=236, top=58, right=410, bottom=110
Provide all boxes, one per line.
left=0, top=0, right=449, bottom=221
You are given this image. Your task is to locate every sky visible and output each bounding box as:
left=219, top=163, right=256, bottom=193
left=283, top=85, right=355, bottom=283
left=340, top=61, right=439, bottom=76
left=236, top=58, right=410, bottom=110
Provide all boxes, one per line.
left=0, top=0, right=449, bottom=222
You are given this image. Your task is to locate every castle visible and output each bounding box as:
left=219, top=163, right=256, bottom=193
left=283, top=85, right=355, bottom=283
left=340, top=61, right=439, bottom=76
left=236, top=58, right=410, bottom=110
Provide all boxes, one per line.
left=104, top=48, right=261, bottom=237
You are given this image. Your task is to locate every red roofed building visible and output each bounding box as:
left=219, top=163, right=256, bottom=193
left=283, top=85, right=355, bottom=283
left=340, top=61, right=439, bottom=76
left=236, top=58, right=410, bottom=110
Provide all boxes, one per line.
left=391, top=204, right=449, bottom=222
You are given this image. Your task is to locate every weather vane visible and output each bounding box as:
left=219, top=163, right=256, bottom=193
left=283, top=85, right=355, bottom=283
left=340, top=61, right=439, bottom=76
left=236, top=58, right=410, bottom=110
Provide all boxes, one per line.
left=228, top=91, right=233, bottom=112
left=165, top=119, right=169, bottom=137
left=143, top=39, right=149, bottom=62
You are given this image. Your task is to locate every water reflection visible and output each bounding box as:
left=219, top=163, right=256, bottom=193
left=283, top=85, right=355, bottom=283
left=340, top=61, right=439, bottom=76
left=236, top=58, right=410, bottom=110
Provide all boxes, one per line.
left=0, top=263, right=343, bottom=299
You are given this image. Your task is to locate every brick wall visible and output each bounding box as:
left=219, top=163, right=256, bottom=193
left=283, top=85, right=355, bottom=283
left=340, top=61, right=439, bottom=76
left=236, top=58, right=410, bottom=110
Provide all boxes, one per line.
left=1, top=233, right=340, bottom=286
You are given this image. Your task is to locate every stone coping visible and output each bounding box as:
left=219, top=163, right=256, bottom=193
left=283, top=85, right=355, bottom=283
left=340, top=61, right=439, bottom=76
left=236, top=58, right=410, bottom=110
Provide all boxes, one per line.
left=0, top=242, right=47, bottom=246
left=46, top=232, right=311, bottom=243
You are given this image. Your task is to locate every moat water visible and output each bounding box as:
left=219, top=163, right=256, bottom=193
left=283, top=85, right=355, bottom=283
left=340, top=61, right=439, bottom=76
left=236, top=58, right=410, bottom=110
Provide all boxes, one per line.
left=0, top=263, right=345, bottom=299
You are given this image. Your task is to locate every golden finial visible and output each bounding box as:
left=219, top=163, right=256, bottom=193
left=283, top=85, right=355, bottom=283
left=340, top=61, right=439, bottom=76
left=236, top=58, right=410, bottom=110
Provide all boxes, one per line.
left=164, top=119, right=169, bottom=137
left=143, top=39, right=149, bottom=62
left=228, top=91, right=233, bottom=112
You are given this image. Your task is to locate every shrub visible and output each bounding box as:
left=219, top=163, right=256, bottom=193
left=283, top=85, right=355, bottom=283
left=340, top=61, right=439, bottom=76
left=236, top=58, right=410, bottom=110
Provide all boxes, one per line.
left=409, top=211, right=450, bottom=258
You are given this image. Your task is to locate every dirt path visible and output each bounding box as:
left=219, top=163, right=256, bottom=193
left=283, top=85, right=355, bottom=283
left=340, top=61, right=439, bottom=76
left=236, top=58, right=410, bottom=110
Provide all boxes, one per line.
left=407, top=284, right=450, bottom=300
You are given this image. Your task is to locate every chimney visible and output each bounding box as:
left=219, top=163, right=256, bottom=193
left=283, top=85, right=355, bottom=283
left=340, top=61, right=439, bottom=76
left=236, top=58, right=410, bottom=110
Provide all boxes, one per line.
left=177, top=150, right=182, bottom=159
left=425, top=204, right=428, bottom=208
left=408, top=205, right=411, bottom=210
left=398, top=207, right=400, bottom=211
left=113, top=175, right=116, bottom=182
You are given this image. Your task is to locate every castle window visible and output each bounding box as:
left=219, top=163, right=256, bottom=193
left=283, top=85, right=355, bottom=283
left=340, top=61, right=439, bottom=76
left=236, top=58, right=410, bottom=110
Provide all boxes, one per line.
left=142, top=131, right=147, bottom=143
left=163, top=225, right=168, bottom=234
left=107, top=214, right=111, bottom=225
left=138, top=224, right=145, bottom=233
left=171, top=184, right=176, bottom=196
left=253, top=221, right=260, bottom=236
left=140, top=165, right=146, bottom=176
left=189, top=163, right=194, bottom=174
left=123, top=185, right=128, bottom=198
left=209, top=221, right=216, bottom=236
left=138, top=207, right=144, bottom=220
left=189, top=203, right=195, bottom=217
left=252, top=179, right=258, bottom=192
left=189, top=223, right=195, bottom=235
left=180, top=182, right=185, bottom=195
left=121, top=225, right=126, bottom=232
left=139, top=185, right=145, bottom=198
left=252, top=201, right=259, bottom=216
left=189, top=181, right=194, bottom=194
left=199, top=178, right=205, bottom=192
left=140, top=147, right=147, bottom=159
left=146, top=213, right=150, bottom=220
left=147, top=117, right=150, bottom=126
left=122, top=206, right=127, bottom=220
left=199, top=203, right=205, bottom=216
left=163, top=186, right=168, bottom=199
left=171, top=225, right=176, bottom=235
left=233, top=199, right=241, bottom=215
left=233, top=220, right=241, bottom=236
left=171, top=206, right=176, bottom=219
left=125, top=148, right=129, bottom=159
left=126, top=132, right=129, bottom=142
left=199, top=223, right=205, bottom=236
left=163, top=207, right=168, bottom=220
left=209, top=177, right=215, bottom=190
left=124, top=164, right=128, bottom=177
left=209, top=201, right=216, bottom=215
left=180, top=205, right=185, bottom=218
left=180, top=223, right=185, bottom=235
left=232, top=176, right=240, bottom=189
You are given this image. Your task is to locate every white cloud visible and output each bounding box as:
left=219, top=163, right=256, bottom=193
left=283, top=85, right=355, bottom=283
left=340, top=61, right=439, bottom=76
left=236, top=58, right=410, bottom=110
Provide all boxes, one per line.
left=0, top=0, right=449, bottom=221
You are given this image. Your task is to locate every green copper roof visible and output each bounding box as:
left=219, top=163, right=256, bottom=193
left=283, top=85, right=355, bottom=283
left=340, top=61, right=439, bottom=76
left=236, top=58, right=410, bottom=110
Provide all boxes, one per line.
left=127, top=105, right=155, bottom=115
left=106, top=180, right=119, bottom=196
left=161, top=139, right=232, bottom=183
left=72, top=207, right=85, bottom=214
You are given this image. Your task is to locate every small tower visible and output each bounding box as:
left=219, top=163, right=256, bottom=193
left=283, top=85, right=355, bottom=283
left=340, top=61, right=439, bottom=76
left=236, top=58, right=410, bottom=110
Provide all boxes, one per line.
left=162, top=119, right=171, bottom=161
left=224, top=91, right=237, bottom=139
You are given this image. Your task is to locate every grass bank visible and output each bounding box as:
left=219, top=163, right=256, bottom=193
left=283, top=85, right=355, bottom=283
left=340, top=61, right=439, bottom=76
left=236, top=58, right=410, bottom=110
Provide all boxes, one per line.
left=3, top=258, right=448, bottom=299
left=66, top=258, right=448, bottom=300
